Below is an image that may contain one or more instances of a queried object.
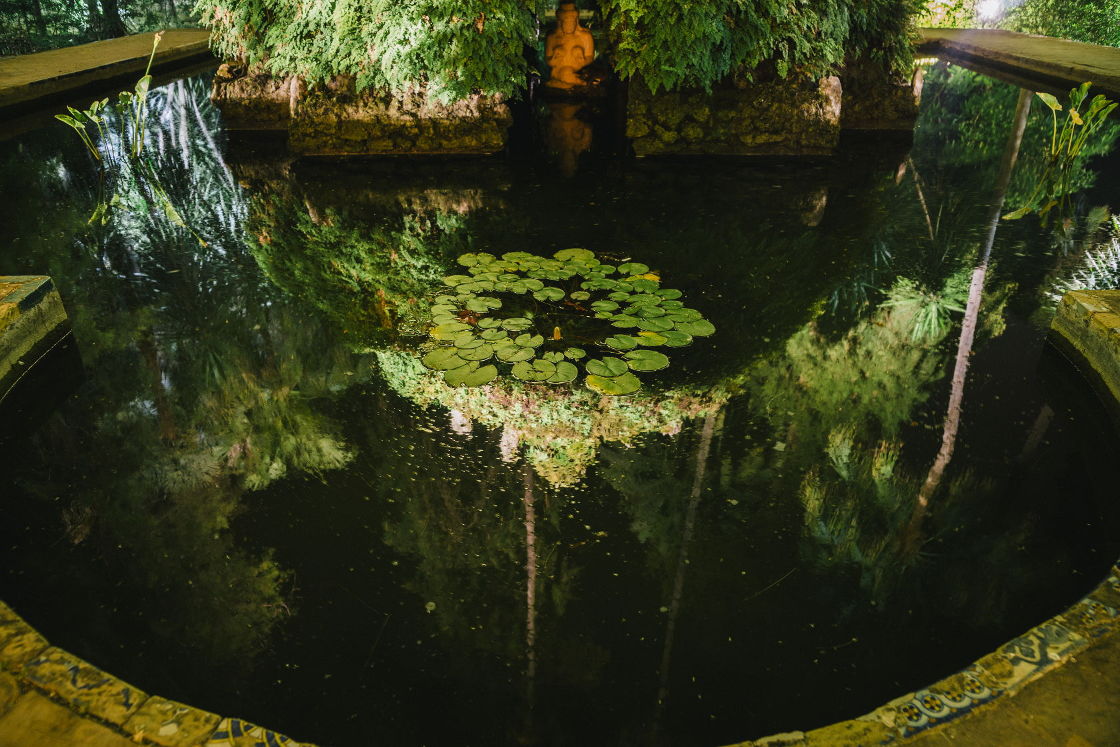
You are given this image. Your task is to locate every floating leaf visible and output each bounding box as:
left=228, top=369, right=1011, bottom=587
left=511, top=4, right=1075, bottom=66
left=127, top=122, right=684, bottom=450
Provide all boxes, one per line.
left=564, top=347, right=587, bottom=360
left=478, top=317, right=502, bottom=329
left=618, top=262, right=650, bottom=275
left=431, top=322, right=470, bottom=339
left=497, top=345, right=535, bottom=363
left=422, top=348, right=469, bottom=371
left=523, top=278, right=545, bottom=291
left=609, top=291, right=632, bottom=301
left=480, top=328, right=509, bottom=341
left=432, top=313, right=458, bottom=325
left=591, top=300, right=619, bottom=312
left=677, top=319, right=716, bottom=336
left=454, top=333, right=484, bottom=349
left=605, top=335, right=639, bottom=350
left=667, top=309, right=703, bottom=322
left=502, top=317, right=534, bottom=331
left=586, top=372, right=641, bottom=395
left=586, top=357, right=629, bottom=377
left=443, top=275, right=472, bottom=286
left=635, top=306, right=667, bottom=318
left=660, top=330, right=693, bottom=347
left=610, top=315, right=639, bottom=328
left=625, top=349, right=670, bottom=371
left=554, top=248, right=595, bottom=261
left=512, top=359, right=556, bottom=382
left=542, top=351, right=565, bottom=362
left=570, top=291, right=591, bottom=301
left=657, top=288, right=683, bottom=299
left=637, top=331, right=668, bottom=346
left=466, top=296, right=502, bottom=312
left=637, top=317, right=674, bottom=332
left=460, top=344, right=495, bottom=361
left=533, top=287, right=565, bottom=302
left=549, top=361, right=579, bottom=384
left=446, top=363, right=498, bottom=387
left=458, top=252, right=495, bottom=267
left=515, top=333, right=545, bottom=348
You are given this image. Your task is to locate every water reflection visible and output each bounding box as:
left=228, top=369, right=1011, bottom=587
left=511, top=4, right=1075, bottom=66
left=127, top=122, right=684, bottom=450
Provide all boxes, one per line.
left=1, top=66, right=1120, bottom=746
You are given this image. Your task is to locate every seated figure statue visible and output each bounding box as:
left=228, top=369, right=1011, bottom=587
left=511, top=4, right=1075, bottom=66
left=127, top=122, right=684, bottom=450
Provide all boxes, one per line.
left=545, top=3, right=594, bottom=89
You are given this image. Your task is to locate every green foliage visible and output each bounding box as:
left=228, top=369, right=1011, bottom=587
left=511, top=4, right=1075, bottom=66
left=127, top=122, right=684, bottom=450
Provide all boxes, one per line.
left=197, top=0, right=549, bottom=101
left=1001, top=0, right=1120, bottom=47
left=1003, top=84, right=1118, bottom=225
left=418, top=249, right=714, bottom=394
left=602, top=0, right=923, bottom=93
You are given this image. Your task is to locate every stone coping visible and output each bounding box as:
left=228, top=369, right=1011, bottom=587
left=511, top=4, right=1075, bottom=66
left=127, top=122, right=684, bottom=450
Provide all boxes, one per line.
left=918, top=28, right=1120, bottom=100
left=0, top=30, right=213, bottom=116
left=0, top=275, right=70, bottom=403
left=0, top=601, right=317, bottom=747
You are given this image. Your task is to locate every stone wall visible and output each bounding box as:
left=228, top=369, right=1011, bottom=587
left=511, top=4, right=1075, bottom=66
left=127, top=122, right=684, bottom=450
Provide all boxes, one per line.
left=210, top=64, right=297, bottom=131
left=1051, top=289, right=1120, bottom=406
left=289, top=81, right=512, bottom=156
left=0, top=276, right=69, bottom=403
left=840, top=63, right=924, bottom=131
left=626, top=74, right=842, bottom=157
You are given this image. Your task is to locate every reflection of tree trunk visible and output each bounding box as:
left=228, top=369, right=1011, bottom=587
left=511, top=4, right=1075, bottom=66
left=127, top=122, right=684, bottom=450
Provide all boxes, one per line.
left=1018, top=404, right=1054, bottom=463
left=138, top=329, right=177, bottom=442
left=652, top=410, right=718, bottom=742
left=907, top=158, right=936, bottom=241
left=98, top=0, right=128, bottom=37
left=30, top=0, right=47, bottom=36
left=523, top=463, right=539, bottom=725
left=912, top=88, right=1033, bottom=524
left=85, top=0, right=105, bottom=39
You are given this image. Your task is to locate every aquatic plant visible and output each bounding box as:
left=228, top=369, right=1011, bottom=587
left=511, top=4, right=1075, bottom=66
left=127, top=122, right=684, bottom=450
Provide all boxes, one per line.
left=1003, top=83, right=1118, bottom=225
left=418, top=249, right=715, bottom=395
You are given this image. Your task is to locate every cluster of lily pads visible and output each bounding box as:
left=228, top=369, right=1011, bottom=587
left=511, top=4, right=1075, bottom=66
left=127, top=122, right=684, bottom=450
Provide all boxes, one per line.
left=418, top=248, right=715, bottom=395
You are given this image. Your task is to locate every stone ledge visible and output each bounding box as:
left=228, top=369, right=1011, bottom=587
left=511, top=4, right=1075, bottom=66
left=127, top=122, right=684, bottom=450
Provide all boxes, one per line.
left=0, top=275, right=70, bottom=404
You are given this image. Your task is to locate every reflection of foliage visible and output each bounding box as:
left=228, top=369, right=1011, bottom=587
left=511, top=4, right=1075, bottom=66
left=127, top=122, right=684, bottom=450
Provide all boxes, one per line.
left=378, top=349, right=725, bottom=487
left=1002, top=0, right=1120, bottom=47
left=1044, top=217, right=1120, bottom=304
left=1004, top=85, right=1118, bottom=225
left=419, top=249, right=714, bottom=394
left=246, top=190, right=470, bottom=343
left=881, top=269, right=968, bottom=342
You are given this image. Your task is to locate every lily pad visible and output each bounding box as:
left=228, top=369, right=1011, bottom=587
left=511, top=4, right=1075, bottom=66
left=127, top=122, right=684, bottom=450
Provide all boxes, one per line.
left=442, top=274, right=472, bottom=286
left=445, top=363, right=498, bottom=387
left=512, top=359, right=556, bottom=382
left=454, top=333, right=485, bottom=349
left=586, top=372, right=641, bottom=396
left=466, top=296, right=502, bottom=312
left=542, top=351, right=565, bottom=363
left=515, top=333, right=545, bottom=348
left=554, top=248, right=595, bottom=261
left=610, top=315, right=640, bottom=328
left=564, top=347, right=587, bottom=360
left=533, top=287, right=565, bottom=302
left=625, top=349, right=670, bottom=371
left=460, top=344, right=495, bottom=361
left=422, top=348, right=469, bottom=371
left=549, top=361, right=579, bottom=384
left=660, top=330, right=693, bottom=347
left=431, top=322, right=470, bottom=339
left=657, top=288, right=683, bottom=299
left=502, top=317, right=534, bottom=331
left=480, top=328, right=509, bottom=341
left=604, top=335, right=639, bottom=351
left=570, top=291, right=590, bottom=301
left=637, top=317, right=674, bottom=332
left=590, top=300, right=619, bottom=312
left=478, top=317, right=502, bottom=329
left=458, top=252, right=495, bottom=267
left=586, top=357, right=629, bottom=377
left=496, top=345, right=535, bottom=363
left=677, top=319, right=715, bottom=336
left=618, top=262, right=649, bottom=275
left=636, top=331, right=668, bottom=346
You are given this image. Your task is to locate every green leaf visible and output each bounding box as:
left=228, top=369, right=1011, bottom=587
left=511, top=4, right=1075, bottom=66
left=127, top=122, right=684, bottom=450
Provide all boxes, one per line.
left=466, top=296, right=501, bottom=312
left=625, top=349, right=670, bottom=371
left=590, top=300, right=620, bottom=312
left=637, top=317, right=674, bottom=331
left=431, top=322, right=470, bottom=339
left=586, top=372, right=642, bottom=395
left=443, top=274, right=473, bottom=286
left=533, top=287, right=565, bottom=302
left=478, top=317, right=502, bottom=329
left=446, top=363, right=498, bottom=387
left=502, top=317, right=534, bottom=331
left=618, top=262, right=650, bottom=275
left=480, top=328, right=509, bottom=341
left=515, top=333, right=545, bottom=348
left=497, top=344, right=535, bottom=363
left=570, top=291, right=591, bottom=301
left=554, top=248, right=595, bottom=261
left=422, top=347, right=467, bottom=371
left=460, top=344, right=495, bottom=361
left=636, top=331, right=668, bottom=346
left=660, top=330, right=693, bottom=347
left=610, top=314, right=640, bottom=328
left=548, top=361, right=579, bottom=384
left=454, top=333, right=484, bottom=349
left=542, top=351, right=565, bottom=362
left=586, top=357, right=629, bottom=377
left=605, top=335, right=639, bottom=350
left=512, top=359, right=556, bottom=382
left=564, top=347, right=587, bottom=360
left=657, top=288, right=683, bottom=299
left=677, top=319, right=715, bottom=336
left=1002, top=206, right=1032, bottom=220
left=1035, top=91, right=1063, bottom=111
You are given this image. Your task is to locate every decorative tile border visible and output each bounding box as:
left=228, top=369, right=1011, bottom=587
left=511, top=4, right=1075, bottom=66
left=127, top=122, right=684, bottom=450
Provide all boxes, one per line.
left=0, top=600, right=316, bottom=747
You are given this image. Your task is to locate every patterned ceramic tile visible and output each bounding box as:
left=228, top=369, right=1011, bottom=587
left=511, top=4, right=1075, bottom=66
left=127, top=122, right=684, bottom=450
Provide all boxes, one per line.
left=1091, top=571, right=1120, bottom=611
left=1056, top=597, right=1120, bottom=641
left=124, top=695, right=221, bottom=747
left=995, top=620, right=1088, bottom=686
left=0, top=624, right=49, bottom=670
left=891, top=667, right=997, bottom=737
left=23, top=647, right=145, bottom=726
left=205, top=717, right=309, bottom=747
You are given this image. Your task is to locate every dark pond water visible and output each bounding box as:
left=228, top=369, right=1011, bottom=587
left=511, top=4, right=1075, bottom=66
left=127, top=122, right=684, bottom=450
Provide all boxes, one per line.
left=2, top=65, right=1120, bottom=746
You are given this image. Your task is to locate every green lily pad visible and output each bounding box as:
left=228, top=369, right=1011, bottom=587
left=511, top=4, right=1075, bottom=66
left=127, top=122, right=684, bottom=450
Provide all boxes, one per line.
left=445, top=362, right=498, bottom=387
left=637, top=317, right=674, bottom=332
left=586, top=372, right=642, bottom=396
left=636, top=331, right=668, bottom=346
left=625, top=349, right=670, bottom=371
left=668, top=309, right=703, bottom=322
left=454, top=333, right=484, bottom=349
left=431, top=322, right=470, bottom=339
left=515, top=333, right=545, bottom=348
left=422, top=347, right=469, bottom=371
left=497, top=345, right=535, bottom=363
left=586, top=357, right=629, bottom=377
left=478, top=317, right=502, bottom=329
left=630, top=278, right=660, bottom=292
left=502, top=317, right=534, bottom=331
left=609, top=291, right=632, bottom=301
left=523, top=278, right=545, bottom=291
left=618, top=262, right=649, bottom=275
left=677, top=319, right=716, bottom=336
left=432, top=313, right=459, bottom=325
left=554, top=248, right=595, bottom=261
left=604, top=334, right=639, bottom=351
left=660, top=330, right=693, bottom=347
left=570, top=291, right=591, bottom=301
left=512, top=359, right=556, bottom=382
left=657, top=288, right=683, bottom=299
left=431, top=304, right=457, bottom=315
left=533, top=287, right=565, bottom=302
left=542, top=351, right=565, bottom=363
left=466, top=296, right=502, bottom=312
left=457, top=252, right=495, bottom=267
left=549, top=361, right=579, bottom=384
left=635, top=306, right=667, bottom=318
left=443, top=274, right=472, bottom=286
left=460, top=344, right=495, bottom=361
left=435, top=294, right=458, bottom=304
left=591, top=300, right=619, bottom=312
left=480, top=328, right=509, bottom=341
left=564, top=347, right=587, bottom=360
left=610, top=315, right=640, bottom=328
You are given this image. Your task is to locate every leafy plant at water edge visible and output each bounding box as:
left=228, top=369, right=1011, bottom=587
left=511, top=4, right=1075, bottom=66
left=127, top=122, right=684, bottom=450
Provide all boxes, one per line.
left=1003, top=83, right=1118, bottom=226
left=54, top=32, right=203, bottom=243
left=417, top=249, right=715, bottom=395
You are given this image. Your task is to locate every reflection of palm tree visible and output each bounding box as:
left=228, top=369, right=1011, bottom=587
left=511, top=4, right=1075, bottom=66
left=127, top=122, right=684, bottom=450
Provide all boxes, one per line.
left=915, top=88, right=1033, bottom=516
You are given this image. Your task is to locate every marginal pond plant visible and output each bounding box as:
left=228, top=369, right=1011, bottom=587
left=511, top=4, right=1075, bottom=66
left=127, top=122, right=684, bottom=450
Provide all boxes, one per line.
left=418, top=249, right=715, bottom=395
left=1003, top=83, right=1118, bottom=225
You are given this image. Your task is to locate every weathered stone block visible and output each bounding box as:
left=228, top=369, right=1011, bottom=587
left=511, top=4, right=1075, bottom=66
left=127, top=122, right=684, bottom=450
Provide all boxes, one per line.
left=0, top=669, right=18, bottom=717
left=211, top=64, right=297, bottom=131
left=124, top=695, right=221, bottom=747
left=1051, top=290, right=1120, bottom=405
left=627, top=74, right=842, bottom=156
left=0, top=625, right=49, bottom=671
left=840, top=63, right=923, bottom=131
left=23, top=647, right=146, bottom=726
left=289, top=80, right=512, bottom=156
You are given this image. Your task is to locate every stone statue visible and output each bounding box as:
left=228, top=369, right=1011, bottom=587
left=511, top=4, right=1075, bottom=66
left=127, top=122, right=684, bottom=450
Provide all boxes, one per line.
left=545, top=3, right=594, bottom=90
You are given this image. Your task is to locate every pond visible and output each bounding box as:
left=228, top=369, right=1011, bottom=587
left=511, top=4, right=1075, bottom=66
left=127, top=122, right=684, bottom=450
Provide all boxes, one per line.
left=2, top=64, right=1120, bottom=746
